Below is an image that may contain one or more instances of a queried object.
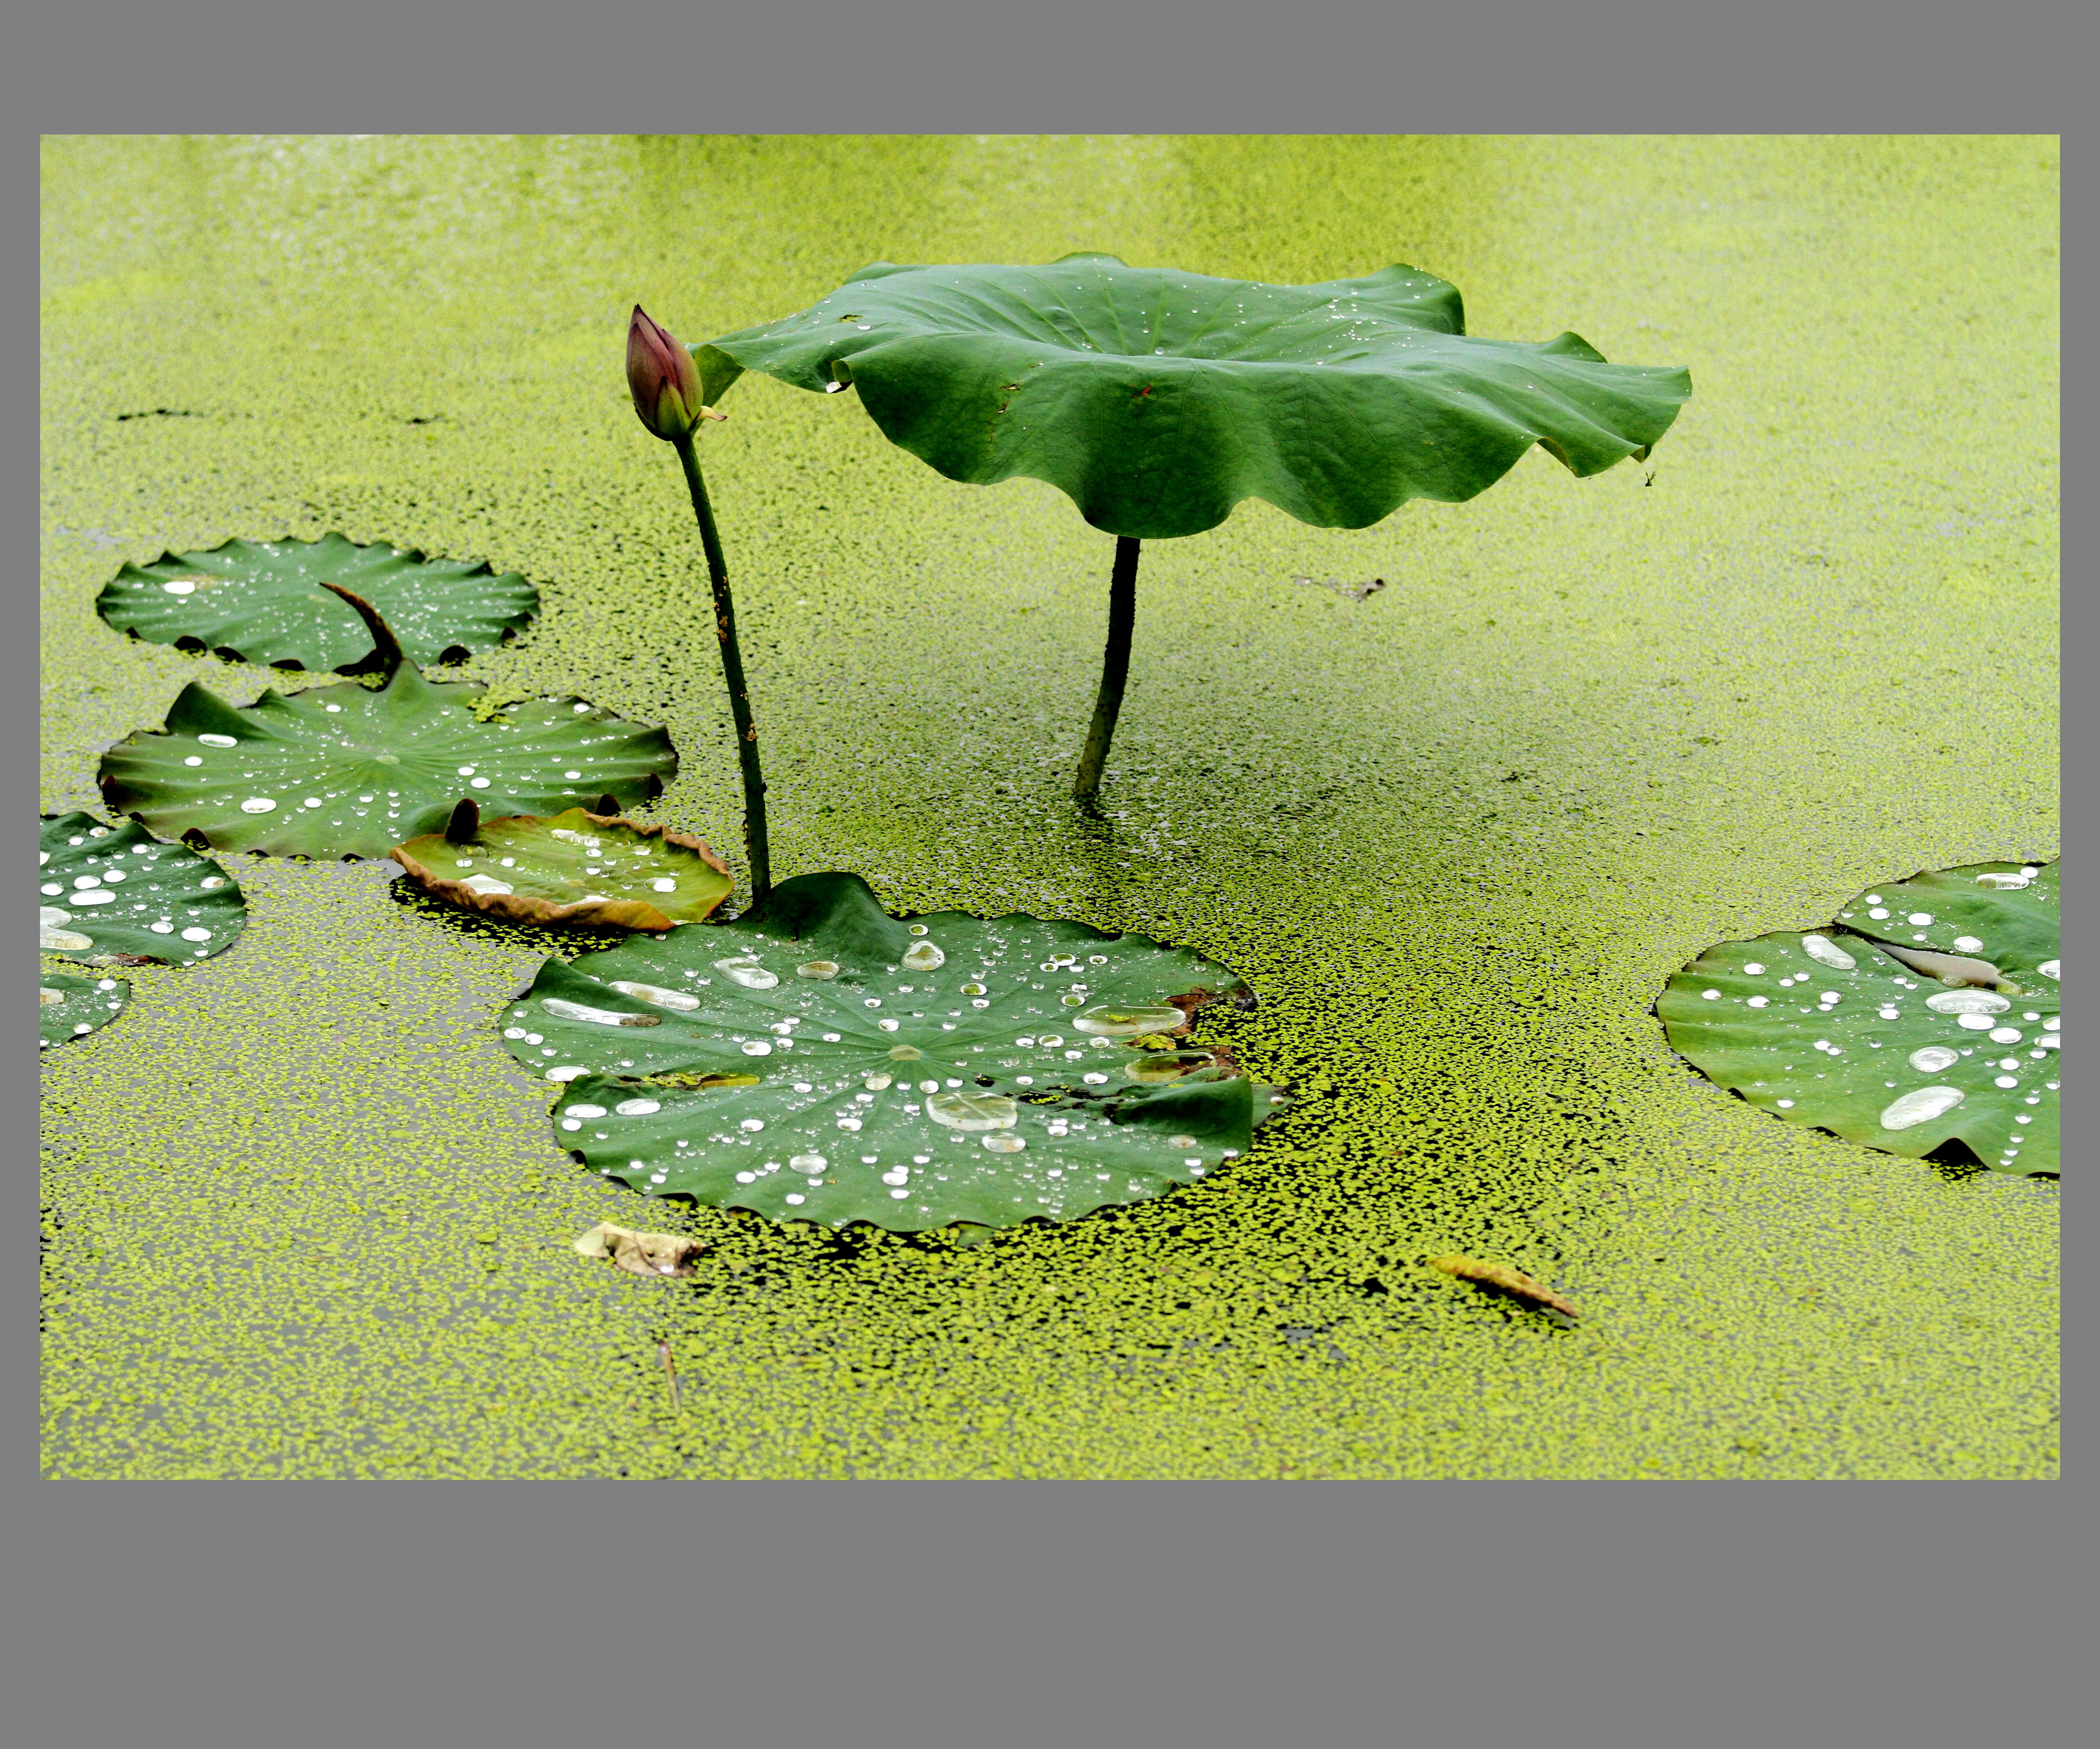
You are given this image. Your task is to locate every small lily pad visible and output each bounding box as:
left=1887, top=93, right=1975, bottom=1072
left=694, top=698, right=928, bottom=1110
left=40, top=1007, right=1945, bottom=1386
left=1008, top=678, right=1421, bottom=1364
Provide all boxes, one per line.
left=502, top=871, right=1280, bottom=1231
left=97, top=662, right=677, bottom=859
left=394, top=807, right=731, bottom=931
left=1660, top=860, right=2059, bottom=1174
left=39, top=811, right=246, bottom=964
left=96, top=534, right=539, bottom=671
left=40, top=971, right=128, bottom=1049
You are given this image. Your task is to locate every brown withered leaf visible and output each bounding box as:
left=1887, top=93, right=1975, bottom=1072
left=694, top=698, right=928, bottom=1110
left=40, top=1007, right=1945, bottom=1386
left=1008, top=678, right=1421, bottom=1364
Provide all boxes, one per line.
left=572, top=1221, right=707, bottom=1278
left=1166, top=984, right=1257, bottom=1022
left=1427, top=1254, right=1579, bottom=1318
left=393, top=807, right=730, bottom=934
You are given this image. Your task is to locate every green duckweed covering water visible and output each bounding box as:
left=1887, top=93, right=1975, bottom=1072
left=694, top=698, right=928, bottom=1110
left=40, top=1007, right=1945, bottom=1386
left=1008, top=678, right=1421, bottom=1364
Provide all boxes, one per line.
left=41, top=135, right=2058, bottom=1478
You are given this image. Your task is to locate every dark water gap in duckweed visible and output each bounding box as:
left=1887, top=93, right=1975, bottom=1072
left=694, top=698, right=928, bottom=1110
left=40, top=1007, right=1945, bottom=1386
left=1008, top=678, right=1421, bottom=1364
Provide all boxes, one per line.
left=40, top=135, right=2057, bottom=1477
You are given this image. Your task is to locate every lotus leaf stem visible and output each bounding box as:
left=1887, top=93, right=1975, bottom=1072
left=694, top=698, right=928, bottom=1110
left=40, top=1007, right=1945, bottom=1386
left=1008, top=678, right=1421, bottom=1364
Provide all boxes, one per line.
left=1074, top=535, right=1140, bottom=804
left=672, top=433, right=771, bottom=906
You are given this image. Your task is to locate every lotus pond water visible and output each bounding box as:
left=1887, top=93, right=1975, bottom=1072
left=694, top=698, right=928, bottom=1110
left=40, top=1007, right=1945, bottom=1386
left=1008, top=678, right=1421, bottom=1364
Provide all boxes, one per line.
left=41, top=135, right=2057, bottom=1478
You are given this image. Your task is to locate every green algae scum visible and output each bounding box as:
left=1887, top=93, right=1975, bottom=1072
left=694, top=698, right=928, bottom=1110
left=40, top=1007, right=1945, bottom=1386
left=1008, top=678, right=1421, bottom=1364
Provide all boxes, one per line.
left=41, top=137, right=2058, bottom=1478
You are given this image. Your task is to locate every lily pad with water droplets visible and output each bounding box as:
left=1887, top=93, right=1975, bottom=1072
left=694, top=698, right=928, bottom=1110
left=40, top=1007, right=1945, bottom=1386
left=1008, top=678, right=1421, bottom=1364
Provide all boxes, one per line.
left=96, top=534, right=539, bottom=672
left=706, top=255, right=1691, bottom=539
left=96, top=664, right=677, bottom=859
left=40, top=971, right=128, bottom=1049
left=38, top=811, right=247, bottom=965
left=393, top=808, right=732, bottom=931
left=502, top=871, right=1280, bottom=1230
left=1660, top=861, right=2060, bottom=1175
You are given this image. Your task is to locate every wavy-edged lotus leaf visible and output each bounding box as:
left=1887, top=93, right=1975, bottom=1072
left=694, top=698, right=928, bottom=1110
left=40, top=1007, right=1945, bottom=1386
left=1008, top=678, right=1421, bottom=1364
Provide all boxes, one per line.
left=1660, top=861, right=2059, bottom=1175
left=40, top=970, right=128, bottom=1049
left=39, top=811, right=246, bottom=965
left=96, top=534, right=539, bottom=672
left=394, top=808, right=731, bottom=931
left=97, top=664, right=677, bottom=859
left=503, top=871, right=1280, bottom=1229
left=705, top=255, right=1692, bottom=540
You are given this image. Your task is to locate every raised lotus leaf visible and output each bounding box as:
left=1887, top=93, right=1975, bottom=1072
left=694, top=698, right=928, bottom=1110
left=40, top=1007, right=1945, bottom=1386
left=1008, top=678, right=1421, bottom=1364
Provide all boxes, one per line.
left=705, top=254, right=1692, bottom=539
left=40, top=970, right=128, bottom=1049
left=1660, top=860, right=2059, bottom=1175
left=39, top=811, right=245, bottom=965
left=96, top=534, right=539, bottom=672
left=96, top=661, right=677, bottom=859
left=502, top=871, right=1281, bottom=1230
left=393, top=807, right=731, bottom=930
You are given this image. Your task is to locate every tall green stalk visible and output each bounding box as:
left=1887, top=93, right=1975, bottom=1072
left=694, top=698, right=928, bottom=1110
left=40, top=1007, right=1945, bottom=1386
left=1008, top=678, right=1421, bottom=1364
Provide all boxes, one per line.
left=1073, top=535, right=1140, bottom=804
left=672, top=433, right=771, bottom=906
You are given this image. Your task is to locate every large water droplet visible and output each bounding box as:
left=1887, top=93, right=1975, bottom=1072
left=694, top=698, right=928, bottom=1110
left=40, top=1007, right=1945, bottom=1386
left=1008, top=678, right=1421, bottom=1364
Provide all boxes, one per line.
left=543, top=997, right=660, bottom=1027
left=742, top=1040, right=773, bottom=1056
left=1125, top=1050, right=1214, bottom=1084
left=613, top=1098, right=662, bottom=1116
left=1907, top=1045, right=1960, bottom=1073
left=240, top=797, right=277, bottom=813
left=1071, top=1004, right=1185, bottom=1038
left=790, top=1153, right=827, bottom=1175
left=1974, top=871, right=2031, bottom=890
left=888, top=1045, right=922, bottom=1060
left=608, top=979, right=700, bottom=1011
left=796, top=961, right=839, bottom=980
left=902, top=941, right=945, bottom=972
left=2037, top=959, right=2059, bottom=980
left=459, top=874, right=514, bottom=896
left=981, top=1133, right=1026, bottom=1153
left=1925, top=989, right=2009, bottom=1015
left=926, top=1091, right=1019, bottom=1133
left=1801, top=936, right=1856, bottom=970
left=863, top=1072, right=894, bottom=1090
left=1879, top=1085, right=1964, bottom=1130
left=715, top=959, right=779, bottom=990
left=197, top=733, right=237, bottom=747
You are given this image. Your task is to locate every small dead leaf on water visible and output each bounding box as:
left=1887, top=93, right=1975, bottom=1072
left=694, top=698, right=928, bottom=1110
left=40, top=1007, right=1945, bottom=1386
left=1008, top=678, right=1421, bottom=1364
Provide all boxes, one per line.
left=573, top=1221, right=707, bottom=1278
left=1427, top=1255, right=1579, bottom=1318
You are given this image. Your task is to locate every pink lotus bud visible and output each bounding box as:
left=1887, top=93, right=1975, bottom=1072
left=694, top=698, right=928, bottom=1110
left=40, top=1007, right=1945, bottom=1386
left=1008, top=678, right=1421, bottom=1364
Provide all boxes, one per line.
left=626, top=306, right=721, bottom=441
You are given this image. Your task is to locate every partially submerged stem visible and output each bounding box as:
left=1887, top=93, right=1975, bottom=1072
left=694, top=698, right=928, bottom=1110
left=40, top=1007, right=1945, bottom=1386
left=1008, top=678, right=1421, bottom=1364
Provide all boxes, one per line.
left=672, top=433, right=771, bottom=907
left=1074, top=535, right=1140, bottom=804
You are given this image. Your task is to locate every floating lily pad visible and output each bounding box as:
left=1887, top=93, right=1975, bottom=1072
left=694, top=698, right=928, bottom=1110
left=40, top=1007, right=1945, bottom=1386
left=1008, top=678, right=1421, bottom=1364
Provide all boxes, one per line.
left=705, top=255, right=1691, bottom=539
left=1660, top=861, right=2059, bottom=1174
left=394, top=807, right=732, bottom=931
left=97, top=663, right=677, bottom=859
left=38, top=811, right=246, bottom=965
left=40, top=971, right=128, bottom=1049
left=501, top=871, right=1280, bottom=1230
left=96, top=534, right=539, bottom=671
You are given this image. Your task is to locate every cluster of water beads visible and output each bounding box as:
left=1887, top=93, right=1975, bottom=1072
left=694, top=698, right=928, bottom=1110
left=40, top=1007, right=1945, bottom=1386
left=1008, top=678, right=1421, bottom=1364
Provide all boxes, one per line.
left=116, top=687, right=666, bottom=850
left=38, top=974, right=127, bottom=1044
left=38, top=821, right=235, bottom=961
left=509, top=908, right=1263, bottom=1221
left=1676, top=902, right=2059, bottom=1164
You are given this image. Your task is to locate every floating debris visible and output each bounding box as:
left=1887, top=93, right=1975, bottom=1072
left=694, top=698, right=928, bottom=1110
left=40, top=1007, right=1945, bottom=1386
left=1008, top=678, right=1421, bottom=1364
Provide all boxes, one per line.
left=1427, top=1255, right=1579, bottom=1317
left=571, top=1221, right=707, bottom=1278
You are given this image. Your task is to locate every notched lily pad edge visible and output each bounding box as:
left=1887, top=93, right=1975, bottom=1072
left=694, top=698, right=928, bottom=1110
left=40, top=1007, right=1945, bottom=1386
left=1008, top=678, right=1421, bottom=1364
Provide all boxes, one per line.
left=97, top=532, right=541, bottom=674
